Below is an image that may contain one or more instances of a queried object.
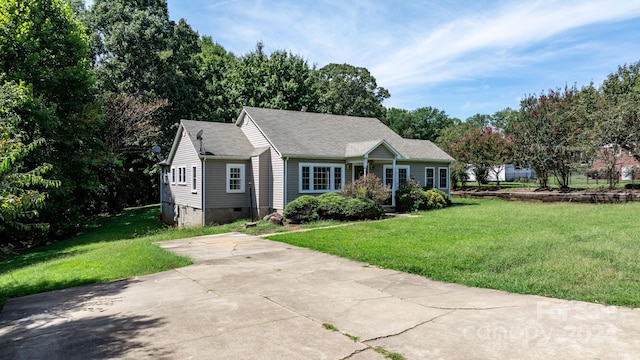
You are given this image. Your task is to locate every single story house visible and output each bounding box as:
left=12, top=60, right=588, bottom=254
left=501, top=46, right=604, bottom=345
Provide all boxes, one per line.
left=160, top=107, right=455, bottom=227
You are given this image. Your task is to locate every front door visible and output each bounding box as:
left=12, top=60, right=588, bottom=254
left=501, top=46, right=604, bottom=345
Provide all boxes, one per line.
left=353, top=165, right=365, bottom=181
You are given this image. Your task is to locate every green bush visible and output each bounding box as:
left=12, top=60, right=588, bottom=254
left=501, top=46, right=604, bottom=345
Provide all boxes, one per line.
left=396, top=180, right=449, bottom=212
left=317, top=192, right=347, bottom=220
left=424, top=189, right=448, bottom=209
left=343, top=197, right=384, bottom=220
left=317, top=192, right=384, bottom=221
left=283, top=195, right=319, bottom=224
left=396, top=180, right=425, bottom=212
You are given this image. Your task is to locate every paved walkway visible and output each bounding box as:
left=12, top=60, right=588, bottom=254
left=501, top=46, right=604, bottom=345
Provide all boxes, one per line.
left=1, top=233, right=639, bottom=359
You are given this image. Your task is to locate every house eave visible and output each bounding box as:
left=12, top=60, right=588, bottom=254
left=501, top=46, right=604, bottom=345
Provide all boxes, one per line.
left=199, top=155, right=252, bottom=161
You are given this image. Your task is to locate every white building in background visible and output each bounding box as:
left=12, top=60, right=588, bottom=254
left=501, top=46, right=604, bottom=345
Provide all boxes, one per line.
left=466, top=164, right=536, bottom=182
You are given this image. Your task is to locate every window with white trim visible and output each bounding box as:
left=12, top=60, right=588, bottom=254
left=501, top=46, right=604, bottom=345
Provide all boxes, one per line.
left=177, top=166, right=187, bottom=185
left=191, top=165, right=197, bottom=193
left=383, top=165, right=410, bottom=190
left=171, top=167, right=176, bottom=185
left=299, top=163, right=344, bottom=193
left=425, top=167, right=435, bottom=189
left=438, top=167, right=449, bottom=189
left=226, top=164, right=245, bottom=193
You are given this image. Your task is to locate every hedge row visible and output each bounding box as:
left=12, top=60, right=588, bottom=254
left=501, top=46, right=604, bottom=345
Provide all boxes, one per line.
left=284, top=193, right=384, bottom=224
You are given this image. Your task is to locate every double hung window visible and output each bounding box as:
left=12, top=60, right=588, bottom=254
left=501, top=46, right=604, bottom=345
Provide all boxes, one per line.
left=226, top=164, right=245, bottom=193
left=383, top=165, right=410, bottom=190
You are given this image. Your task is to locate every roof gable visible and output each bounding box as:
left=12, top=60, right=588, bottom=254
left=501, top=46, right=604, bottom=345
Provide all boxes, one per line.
left=345, top=139, right=400, bottom=159
left=163, top=120, right=256, bottom=164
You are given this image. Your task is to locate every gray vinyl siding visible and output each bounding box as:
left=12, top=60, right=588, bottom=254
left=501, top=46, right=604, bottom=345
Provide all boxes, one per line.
left=204, top=160, right=252, bottom=208
left=251, top=149, right=271, bottom=210
left=368, top=145, right=395, bottom=160
left=238, top=114, right=285, bottom=210
left=169, top=131, right=202, bottom=209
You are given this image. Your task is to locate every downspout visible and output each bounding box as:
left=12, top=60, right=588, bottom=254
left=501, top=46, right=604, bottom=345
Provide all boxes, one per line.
left=283, top=157, right=289, bottom=209
left=202, top=159, right=206, bottom=226
left=159, top=166, right=163, bottom=219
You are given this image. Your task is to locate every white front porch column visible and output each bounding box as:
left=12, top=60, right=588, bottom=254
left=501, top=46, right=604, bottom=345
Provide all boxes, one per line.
left=391, top=159, right=397, bottom=207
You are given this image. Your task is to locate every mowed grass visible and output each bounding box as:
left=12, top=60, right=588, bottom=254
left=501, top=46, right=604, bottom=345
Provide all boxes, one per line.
left=0, top=206, right=190, bottom=309
left=0, top=206, right=341, bottom=309
left=266, top=199, right=640, bottom=307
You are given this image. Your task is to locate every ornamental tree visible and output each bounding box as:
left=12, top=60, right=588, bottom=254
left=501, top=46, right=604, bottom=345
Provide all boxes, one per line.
left=448, top=126, right=514, bottom=188
left=513, top=86, right=584, bottom=189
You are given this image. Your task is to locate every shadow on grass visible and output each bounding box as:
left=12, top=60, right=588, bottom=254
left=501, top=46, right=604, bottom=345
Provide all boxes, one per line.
left=0, top=207, right=166, bottom=277
left=0, top=278, right=172, bottom=359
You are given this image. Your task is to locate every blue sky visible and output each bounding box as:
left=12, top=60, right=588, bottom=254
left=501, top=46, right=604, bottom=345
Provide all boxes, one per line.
left=89, top=0, right=640, bottom=120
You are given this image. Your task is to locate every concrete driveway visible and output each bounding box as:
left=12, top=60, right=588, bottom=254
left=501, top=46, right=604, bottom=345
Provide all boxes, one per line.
left=1, top=232, right=639, bottom=359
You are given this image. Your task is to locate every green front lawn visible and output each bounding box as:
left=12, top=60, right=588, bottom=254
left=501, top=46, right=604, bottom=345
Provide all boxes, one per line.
left=3, top=199, right=639, bottom=310
left=267, top=199, right=640, bottom=307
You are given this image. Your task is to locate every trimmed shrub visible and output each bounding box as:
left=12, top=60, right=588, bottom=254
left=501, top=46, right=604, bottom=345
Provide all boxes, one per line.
left=283, top=195, right=319, bottom=224
left=424, top=189, right=448, bottom=209
left=343, top=197, right=385, bottom=220
left=317, top=192, right=384, bottom=221
left=396, top=179, right=449, bottom=212
left=317, top=192, right=348, bottom=220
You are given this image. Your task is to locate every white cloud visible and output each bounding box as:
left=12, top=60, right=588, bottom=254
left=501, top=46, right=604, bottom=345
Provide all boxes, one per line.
left=371, top=0, right=640, bottom=89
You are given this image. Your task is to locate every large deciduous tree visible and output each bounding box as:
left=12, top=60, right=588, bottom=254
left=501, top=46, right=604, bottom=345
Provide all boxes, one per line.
left=196, top=36, right=238, bottom=122
left=447, top=126, right=514, bottom=187
left=316, top=63, right=390, bottom=120
left=0, top=81, right=60, bottom=250
left=0, top=0, right=102, bottom=237
left=87, top=0, right=205, bottom=209
left=225, top=43, right=318, bottom=119
left=597, top=62, right=640, bottom=159
left=386, top=106, right=453, bottom=141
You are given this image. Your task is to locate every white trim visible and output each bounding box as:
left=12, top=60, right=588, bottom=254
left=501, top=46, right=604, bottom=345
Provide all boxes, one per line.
left=226, top=163, right=245, bottom=193
left=425, top=167, right=435, bottom=189
left=177, top=166, right=187, bottom=185
left=438, top=167, right=449, bottom=190
left=191, top=164, right=198, bottom=193
left=383, top=164, right=410, bottom=190
left=299, top=162, right=345, bottom=193
left=171, top=167, right=176, bottom=185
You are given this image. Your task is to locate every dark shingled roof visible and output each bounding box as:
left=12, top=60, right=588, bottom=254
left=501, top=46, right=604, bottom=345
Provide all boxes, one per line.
left=241, top=107, right=454, bottom=162
left=181, top=119, right=255, bottom=158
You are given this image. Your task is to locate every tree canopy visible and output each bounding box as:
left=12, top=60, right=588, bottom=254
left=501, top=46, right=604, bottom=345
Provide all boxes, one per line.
left=386, top=106, right=453, bottom=141
left=316, top=63, right=390, bottom=120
